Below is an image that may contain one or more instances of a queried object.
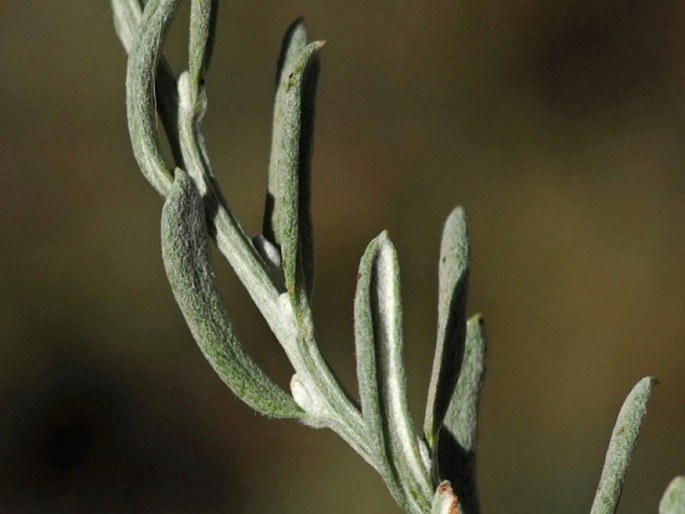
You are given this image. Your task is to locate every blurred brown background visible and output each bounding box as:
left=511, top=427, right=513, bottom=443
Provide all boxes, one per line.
left=1, top=1, right=684, bottom=512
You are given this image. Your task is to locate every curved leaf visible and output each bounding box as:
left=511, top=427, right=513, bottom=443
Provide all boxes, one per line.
left=112, top=0, right=184, bottom=168
left=125, top=0, right=180, bottom=196
left=161, top=169, right=303, bottom=419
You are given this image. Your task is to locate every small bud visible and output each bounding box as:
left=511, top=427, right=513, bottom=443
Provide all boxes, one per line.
left=290, top=374, right=327, bottom=427
left=431, top=481, right=461, bottom=514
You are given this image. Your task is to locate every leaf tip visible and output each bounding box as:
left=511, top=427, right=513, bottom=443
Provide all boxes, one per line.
left=448, top=205, right=466, bottom=218
left=445, top=206, right=467, bottom=229
left=288, top=16, right=307, bottom=36
left=660, top=476, right=685, bottom=513
left=635, top=375, right=659, bottom=396
left=470, top=312, right=485, bottom=327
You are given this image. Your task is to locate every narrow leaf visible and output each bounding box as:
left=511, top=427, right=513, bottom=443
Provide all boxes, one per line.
left=443, top=315, right=486, bottom=455
left=424, top=207, right=470, bottom=447
left=590, top=376, right=656, bottom=514
left=161, top=169, right=303, bottom=419
left=264, top=19, right=307, bottom=241
left=355, top=235, right=411, bottom=512
left=188, top=0, right=218, bottom=108
left=264, top=20, right=323, bottom=312
left=659, top=476, right=685, bottom=514
left=431, top=481, right=462, bottom=514
left=355, top=232, right=432, bottom=513
left=125, top=0, right=180, bottom=196
left=111, top=0, right=144, bottom=51
left=274, top=18, right=308, bottom=91
left=438, top=314, right=486, bottom=514
left=112, top=0, right=184, bottom=168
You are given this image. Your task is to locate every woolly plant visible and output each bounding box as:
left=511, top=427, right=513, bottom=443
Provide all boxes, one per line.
left=112, top=1, right=683, bottom=512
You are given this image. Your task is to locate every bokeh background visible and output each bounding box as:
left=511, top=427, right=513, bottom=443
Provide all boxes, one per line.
left=1, top=1, right=684, bottom=512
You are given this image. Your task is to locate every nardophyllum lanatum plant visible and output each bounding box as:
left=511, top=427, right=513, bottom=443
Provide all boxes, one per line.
left=112, top=1, right=684, bottom=512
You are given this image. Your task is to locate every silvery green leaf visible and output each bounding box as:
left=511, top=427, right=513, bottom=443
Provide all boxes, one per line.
left=424, top=207, right=470, bottom=448
left=161, top=169, right=303, bottom=419
left=659, top=476, right=685, bottom=514
left=112, top=0, right=184, bottom=168
left=443, top=315, right=486, bottom=454
left=264, top=20, right=323, bottom=314
left=431, top=481, right=462, bottom=514
left=264, top=20, right=307, bottom=247
left=111, top=0, right=144, bottom=51
left=188, top=0, right=218, bottom=105
left=590, top=376, right=656, bottom=514
left=354, top=232, right=432, bottom=513
left=354, top=235, right=411, bottom=512
left=125, top=0, right=180, bottom=197
left=437, top=314, right=486, bottom=514
left=273, top=18, right=308, bottom=91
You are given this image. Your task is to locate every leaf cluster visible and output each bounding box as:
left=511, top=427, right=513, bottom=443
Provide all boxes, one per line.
left=112, top=2, right=683, bottom=512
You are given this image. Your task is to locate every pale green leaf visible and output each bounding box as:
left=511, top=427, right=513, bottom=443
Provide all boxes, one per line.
left=161, top=169, right=303, bottom=419
left=125, top=0, right=180, bottom=196
left=659, top=476, right=685, bottom=514
left=273, top=18, right=308, bottom=90
left=355, top=232, right=432, bottom=513
left=112, top=0, right=183, bottom=168
left=590, top=376, right=656, bottom=514
left=264, top=20, right=323, bottom=314
left=111, top=0, right=144, bottom=51
left=355, top=234, right=413, bottom=512
left=188, top=0, right=218, bottom=105
left=438, top=314, right=486, bottom=514
left=424, top=207, right=470, bottom=447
